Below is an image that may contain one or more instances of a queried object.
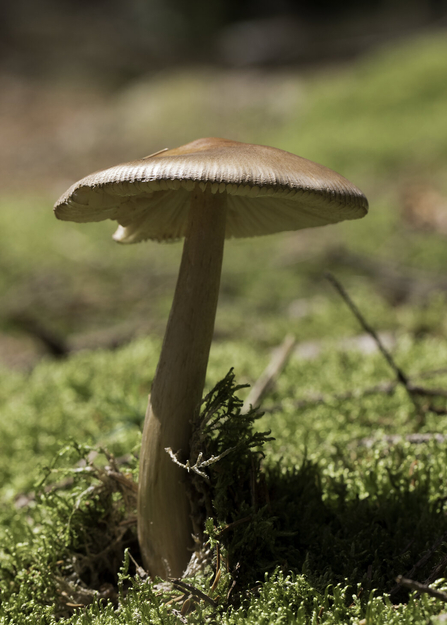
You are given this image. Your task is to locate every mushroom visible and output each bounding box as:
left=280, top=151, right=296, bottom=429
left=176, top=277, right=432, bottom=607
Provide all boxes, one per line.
left=54, top=137, right=368, bottom=579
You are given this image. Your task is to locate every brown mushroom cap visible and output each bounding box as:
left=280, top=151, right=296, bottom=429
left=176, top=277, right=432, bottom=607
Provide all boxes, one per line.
left=54, top=137, right=368, bottom=243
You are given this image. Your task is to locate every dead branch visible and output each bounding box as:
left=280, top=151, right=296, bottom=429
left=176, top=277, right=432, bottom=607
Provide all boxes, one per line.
left=242, top=334, right=296, bottom=412
left=170, top=579, right=217, bottom=608
left=395, top=576, right=447, bottom=602
left=326, top=273, right=447, bottom=422
left=326, top=273, right=412, bottom=390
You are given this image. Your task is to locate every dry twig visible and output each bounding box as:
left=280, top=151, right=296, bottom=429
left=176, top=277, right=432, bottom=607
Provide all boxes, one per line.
left=165, top=447, right=235, bottom=482
left=170, top=579, right=217, bottom=608
left=396, top=576, right=447, bottom=602
left=326, top=272, right=447, bottom=422
left=326, top=273, right=413, bottom=397
left=242, top=334, right=296, bottom=412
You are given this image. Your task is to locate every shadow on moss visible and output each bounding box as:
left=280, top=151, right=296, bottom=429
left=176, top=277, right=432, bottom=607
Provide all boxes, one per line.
left=188, top=369, right=447, bottom=606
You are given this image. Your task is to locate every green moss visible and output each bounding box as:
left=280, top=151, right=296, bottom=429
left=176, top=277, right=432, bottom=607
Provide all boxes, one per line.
left=2, top=350, right=447, bottom=622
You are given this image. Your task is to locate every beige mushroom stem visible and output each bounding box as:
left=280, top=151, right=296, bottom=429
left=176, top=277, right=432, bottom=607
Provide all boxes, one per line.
left=137, top=185, right=227, bottom=578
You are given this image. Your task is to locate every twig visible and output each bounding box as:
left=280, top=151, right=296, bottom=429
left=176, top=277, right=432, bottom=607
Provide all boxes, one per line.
left=170, top=579, right=217, bottom=608
left=242, top=334, right=296, bottom=412
left=165, top=447, right=235, bottom=482
left=325, top=273, right=447, bottom=422
left=395, top=576, right=447, bottom=602
left=326, top=273, right=411, bottom=390
left=126, top=550, right=148, bottom=579
left=142, top=147, right=169, bottom=159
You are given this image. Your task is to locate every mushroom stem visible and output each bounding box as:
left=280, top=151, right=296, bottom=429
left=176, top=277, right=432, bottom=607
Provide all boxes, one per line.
left=137, top=186, right=227, bottom=578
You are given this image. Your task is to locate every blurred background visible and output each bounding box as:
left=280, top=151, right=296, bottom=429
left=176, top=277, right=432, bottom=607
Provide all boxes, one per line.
left=1, top=0, right=447, bottom=369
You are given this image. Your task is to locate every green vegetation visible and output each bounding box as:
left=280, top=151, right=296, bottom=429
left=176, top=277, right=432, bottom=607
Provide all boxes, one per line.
left=272, top=34, right=447, bottom=183
left=1, top=344, right=447, bottom=623
left=1, top=33, right=447, bottom=623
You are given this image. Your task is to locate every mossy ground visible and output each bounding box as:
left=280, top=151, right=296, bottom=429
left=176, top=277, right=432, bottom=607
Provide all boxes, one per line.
left=1, top=334, right=447, bottom=623
left=1, top=32, right=447, bottom=624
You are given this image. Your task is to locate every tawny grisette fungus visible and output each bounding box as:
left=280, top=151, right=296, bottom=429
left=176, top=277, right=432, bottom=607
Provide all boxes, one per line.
left=54, top=137, right=369, bottom=580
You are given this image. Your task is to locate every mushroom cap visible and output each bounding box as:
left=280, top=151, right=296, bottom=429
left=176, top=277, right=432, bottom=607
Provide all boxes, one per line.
left=54, top=137, right=368, bottom=243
